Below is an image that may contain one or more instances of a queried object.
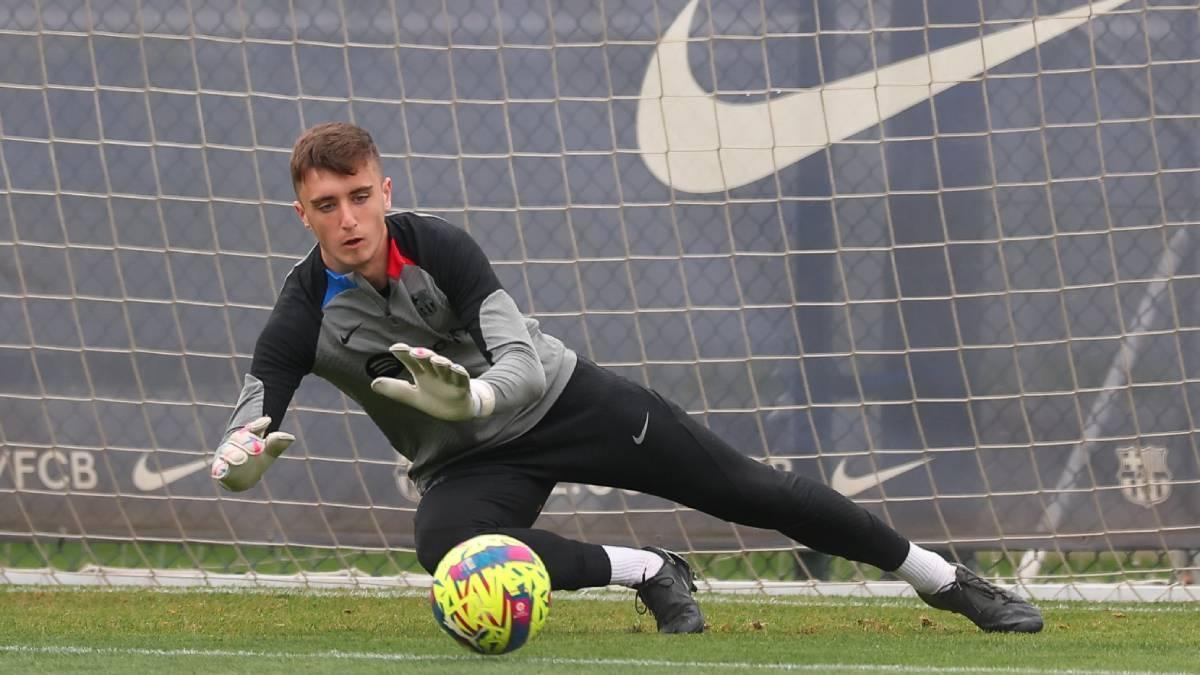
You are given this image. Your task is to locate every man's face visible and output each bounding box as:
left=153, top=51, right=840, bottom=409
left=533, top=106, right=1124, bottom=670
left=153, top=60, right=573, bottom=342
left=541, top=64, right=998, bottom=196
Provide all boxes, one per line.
left=293, top=160, right=392, bottom=275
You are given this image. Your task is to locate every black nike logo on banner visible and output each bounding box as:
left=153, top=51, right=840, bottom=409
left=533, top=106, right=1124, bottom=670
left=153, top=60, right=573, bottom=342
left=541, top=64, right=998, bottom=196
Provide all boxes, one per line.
left=340, top=323, right=363, bottom=345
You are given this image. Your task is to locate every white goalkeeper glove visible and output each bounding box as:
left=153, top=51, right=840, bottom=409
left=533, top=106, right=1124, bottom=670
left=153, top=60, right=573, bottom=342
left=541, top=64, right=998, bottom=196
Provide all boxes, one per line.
left=211, top=416, right=294, bottom=492
left=369, top=343, right=496, bottom=421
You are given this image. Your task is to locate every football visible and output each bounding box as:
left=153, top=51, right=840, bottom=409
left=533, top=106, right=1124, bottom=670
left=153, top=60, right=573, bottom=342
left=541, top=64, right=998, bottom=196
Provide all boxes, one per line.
left=430, top=534, right=552, bottom=654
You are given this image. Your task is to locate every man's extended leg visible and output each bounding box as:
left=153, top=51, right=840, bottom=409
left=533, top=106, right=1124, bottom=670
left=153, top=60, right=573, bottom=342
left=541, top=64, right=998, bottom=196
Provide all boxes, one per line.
left=497, top=360, right=1042, bottom=633
left=499, top=361, right=913, bottom=571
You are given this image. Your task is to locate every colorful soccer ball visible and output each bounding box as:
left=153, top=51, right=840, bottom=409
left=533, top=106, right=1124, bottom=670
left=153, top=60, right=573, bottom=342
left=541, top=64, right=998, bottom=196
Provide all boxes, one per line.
left=430, top=534, right=551, bottom=655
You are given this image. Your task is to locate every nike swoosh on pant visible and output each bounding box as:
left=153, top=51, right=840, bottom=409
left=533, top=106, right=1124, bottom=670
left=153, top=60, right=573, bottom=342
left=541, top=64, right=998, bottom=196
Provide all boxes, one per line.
left=636, top=0, right=1130, bottom=193
left=830, top=458, right=931, bottom=498
left=132, top=454, right=211, bottom=491
left=632, top=412, right=650, bottom=445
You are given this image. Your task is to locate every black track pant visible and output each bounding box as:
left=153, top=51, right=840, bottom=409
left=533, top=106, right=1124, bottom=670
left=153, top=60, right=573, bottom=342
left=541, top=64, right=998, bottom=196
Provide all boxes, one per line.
left=414, top=359, right=911, bottom=590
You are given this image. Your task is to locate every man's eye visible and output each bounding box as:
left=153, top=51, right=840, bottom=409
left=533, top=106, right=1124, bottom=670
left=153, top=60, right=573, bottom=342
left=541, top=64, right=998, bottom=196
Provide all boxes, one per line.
left=353, top=193, right=370, bottom=203
left=317, top=203, right=335, bottom=213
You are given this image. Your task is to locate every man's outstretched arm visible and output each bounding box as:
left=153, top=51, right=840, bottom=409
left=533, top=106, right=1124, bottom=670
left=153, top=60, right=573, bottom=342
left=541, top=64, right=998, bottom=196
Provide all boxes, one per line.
left=213, top=277, right=319, bottom=491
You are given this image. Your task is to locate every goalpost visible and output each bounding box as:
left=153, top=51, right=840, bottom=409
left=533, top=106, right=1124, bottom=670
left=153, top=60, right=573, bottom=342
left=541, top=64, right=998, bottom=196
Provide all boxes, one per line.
left=1, top=0, right=1198, bottom=600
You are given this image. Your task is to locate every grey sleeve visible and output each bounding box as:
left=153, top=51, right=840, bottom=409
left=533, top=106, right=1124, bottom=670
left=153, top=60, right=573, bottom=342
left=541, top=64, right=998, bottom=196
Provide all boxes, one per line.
left=218, top=269, right=320, bottom=448
left=219, top=374, right=268, bottom=446
left=474, top=289, right=546, bottom=412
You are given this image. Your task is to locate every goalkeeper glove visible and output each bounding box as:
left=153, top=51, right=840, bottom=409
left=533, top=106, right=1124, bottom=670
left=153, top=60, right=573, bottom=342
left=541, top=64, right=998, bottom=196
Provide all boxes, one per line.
left=369, top=343, right=496, bottom=421
left=211, top=416, right=294, bottom=492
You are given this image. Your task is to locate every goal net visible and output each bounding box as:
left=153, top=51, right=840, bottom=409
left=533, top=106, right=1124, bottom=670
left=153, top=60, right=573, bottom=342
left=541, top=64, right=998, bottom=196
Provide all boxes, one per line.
left=2, top=0, right=1198, bottom=599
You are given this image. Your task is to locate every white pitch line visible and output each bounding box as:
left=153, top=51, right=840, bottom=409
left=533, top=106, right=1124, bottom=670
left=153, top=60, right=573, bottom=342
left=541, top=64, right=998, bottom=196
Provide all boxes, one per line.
left=0, top=645, right=1190, bottom=675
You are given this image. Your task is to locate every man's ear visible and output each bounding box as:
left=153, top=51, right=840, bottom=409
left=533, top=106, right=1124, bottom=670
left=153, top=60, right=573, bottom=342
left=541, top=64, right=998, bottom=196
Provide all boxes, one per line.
left=381, top=176, right=392, bottom=211
left=293, top=200, right=310, bottom=230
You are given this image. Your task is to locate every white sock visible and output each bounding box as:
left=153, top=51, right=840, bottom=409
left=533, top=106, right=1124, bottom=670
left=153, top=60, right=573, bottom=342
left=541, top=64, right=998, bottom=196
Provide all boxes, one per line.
left=894, top=543, right=958, bottom=594
left=603, top=546, right=664, bottom=586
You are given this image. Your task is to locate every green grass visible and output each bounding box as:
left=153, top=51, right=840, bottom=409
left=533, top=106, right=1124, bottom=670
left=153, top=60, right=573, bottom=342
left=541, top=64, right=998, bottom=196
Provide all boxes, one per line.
left=0, top=589, right=1196, bottom=674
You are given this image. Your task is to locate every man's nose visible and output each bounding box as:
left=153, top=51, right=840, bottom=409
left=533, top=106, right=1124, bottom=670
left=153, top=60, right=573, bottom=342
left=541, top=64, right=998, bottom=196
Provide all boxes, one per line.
left=338, top=202, right=356, bottom=228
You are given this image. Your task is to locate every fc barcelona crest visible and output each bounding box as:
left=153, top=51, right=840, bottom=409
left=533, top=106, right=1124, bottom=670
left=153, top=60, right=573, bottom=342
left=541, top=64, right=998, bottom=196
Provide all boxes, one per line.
left=1116, top=445, right=1172, bottom=508
left=411, top=290, right=439, bottom=318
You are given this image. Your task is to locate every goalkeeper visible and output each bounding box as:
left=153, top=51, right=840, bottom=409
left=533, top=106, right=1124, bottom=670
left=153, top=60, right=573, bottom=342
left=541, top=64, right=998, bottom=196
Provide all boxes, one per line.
left=213, top=122, right=1043, bottom=635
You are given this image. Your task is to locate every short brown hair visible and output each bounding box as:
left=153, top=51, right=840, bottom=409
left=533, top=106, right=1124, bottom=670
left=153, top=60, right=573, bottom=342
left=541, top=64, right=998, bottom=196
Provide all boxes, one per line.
left=290, top=122, right=381, bottom=194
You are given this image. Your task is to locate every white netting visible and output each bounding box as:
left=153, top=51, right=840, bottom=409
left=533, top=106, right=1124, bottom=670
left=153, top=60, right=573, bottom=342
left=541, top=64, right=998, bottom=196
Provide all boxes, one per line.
left=1, top=0, right=1198, bottom=594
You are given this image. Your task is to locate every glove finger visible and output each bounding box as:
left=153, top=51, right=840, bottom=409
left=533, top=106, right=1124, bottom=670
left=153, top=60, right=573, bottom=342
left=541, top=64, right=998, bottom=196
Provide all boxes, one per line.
left=266, top=431, right=295, bottom=445
left=244, top=416, right=271, bottom=437
left=264, top=432, right=295, bottom=458
left=388, top=343, right=417, bottom=367
left=371, top=376, right=419, bottom=403
left=390, top=343, right=428, bottom=376
left=445, top=362, right=469, bottom=387
left=408, top=347, right=437, bottom=376
left=429, top=355, right=457, bottom=384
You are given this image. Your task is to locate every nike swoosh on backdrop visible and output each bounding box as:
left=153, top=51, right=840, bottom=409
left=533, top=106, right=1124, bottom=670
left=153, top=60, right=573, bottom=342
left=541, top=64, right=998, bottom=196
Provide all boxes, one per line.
left=637, top=0, right=1129, bottom=193
left=830, top=457, right=930, bottom=498
left=132, top=454, right=211, bottom=491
